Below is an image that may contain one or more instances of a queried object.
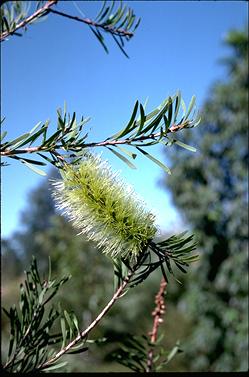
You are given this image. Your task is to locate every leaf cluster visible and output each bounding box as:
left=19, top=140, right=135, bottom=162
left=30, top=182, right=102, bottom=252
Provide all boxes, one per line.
left=0, top=1, right=49, bottom=40
left=90, top=0, right=141, bottom=57
left=1, top=1, right=140, bottom=57
left=114, top=231, right=198, bottom=291
left=109, top=334, right=182, bottom=372
left=1, top=256, right=85, bottom=373
left=1, top=92, right=200, bottom=175
left=1, top=1, right=31, bottom=37
left=107, top=92, right=201, bottom=173
left=0, top=105, right=90, bottom=175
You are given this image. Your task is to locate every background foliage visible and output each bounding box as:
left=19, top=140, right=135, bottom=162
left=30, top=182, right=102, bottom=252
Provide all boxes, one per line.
left=162, top=27, right=248, bottom=372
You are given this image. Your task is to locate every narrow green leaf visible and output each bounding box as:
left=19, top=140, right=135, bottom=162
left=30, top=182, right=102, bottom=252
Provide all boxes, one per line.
left=130, top=96, right=174, bottom=138
left=57, top=114, right=65, bottom=131
left=86, top=337, right=107, bottom=345
left=0, top=131, right=7, bottom=142
left=20, top=160, right=47, bottom=176
left=60, top=317, right=66, bottom=348
left=2, top=307, right=11, bottom=319
left=64, top=310, right=73, bottom=329
left=172, top=244, right=198, bottom=256
left=140, top=97, right=171, bottom=135
left=107, top=147, right=136, bottom=169
left=174, top=140, right=196, bottom=152
left=106, top=5, right=125, bottom=27
left=71, top=313, right=80, bottom=334
left=155, top=333, right=164, bottom=345
left=181, top=99, right=186, bottom=116
left=136, top=147, right=171, bottom=174
left=42, top=121, right=49, bottom=144
left=123, top=7, right=132, bottom=29
left=36, top=152, right=54, bottom=165
left=111, top=100, right=139, bottom=139
left=159, top=233, right=193, bottom=249
left=174, top=262, right=187, bottom=273
left=67, top=346, right=88, bottom=354
left=136, top=104, right=146, bottom=134
left=89, top=26, right=108, bottom=54
left=153, top=354, right=160, bottom=363
left=42, top=130, right=61, bottom=147
left=31, top=257, right=42, bottom=285
left=104, top=1, right=115, bottom=21
left=143, top=97, right=149, bottom=111
left=127, top=13, right=136, bottom=30
left=193, top=114, right=202, bottom=127
left=78, top=116, right=91, bottom=129
left=16, top=157, right=46, bottom=166
left=8, top=336, right=15, bottom=359
left=3, top=16, right=10, bottom=32
left=180, top=254, right=199, bottom=262
left=5, top=133, right=30, bottom=148
left=162, top=344, right=181, bottom=366
left=117, top=7, right=130, bottom=29
left=43, top=361, right=68, bottom=372
left=135, top=107, right=160, bottom=131
left=112, top=34, right=129, bottom=58
left=114, top=145, right=137, bottom=159
left=14, top=126, right=48, bottom=149
left=133, top=17, right=141, bottom=32
left=29, top=121, right=42, bottom=135
left=95, top=0, right=107, bottom=21
left=167, top=98, right=173, bottom=126
left=113, top=258, right=123, bottom=292
left=38, top=287, right=47, bottom=304
left=69, top=112, right=76, bottom=130
left=96, top=3, right=110, bottom=23
left=133, top=140, right=158, bottom=147
left=174, top=91, right=181, bottom=123
left=184, top=95, right=196, bottom=120
left=63, top=101, right=67, bottom=117
left=163, top=115, right=171, bottom=133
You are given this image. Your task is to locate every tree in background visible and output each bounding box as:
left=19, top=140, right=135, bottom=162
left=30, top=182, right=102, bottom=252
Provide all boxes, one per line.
left=162, top=27, right=248, bottom=372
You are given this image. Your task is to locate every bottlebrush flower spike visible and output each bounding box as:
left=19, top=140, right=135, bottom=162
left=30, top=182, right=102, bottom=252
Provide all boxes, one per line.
left=52, top=154, right=157, bottom=261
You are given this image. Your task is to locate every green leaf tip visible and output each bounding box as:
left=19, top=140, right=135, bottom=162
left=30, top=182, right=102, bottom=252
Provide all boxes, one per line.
left=52, top=153, right=157, bottom=261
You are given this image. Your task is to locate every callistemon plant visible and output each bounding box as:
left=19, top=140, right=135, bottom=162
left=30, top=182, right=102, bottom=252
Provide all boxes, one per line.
left=52, top=153, right=157, bottom=262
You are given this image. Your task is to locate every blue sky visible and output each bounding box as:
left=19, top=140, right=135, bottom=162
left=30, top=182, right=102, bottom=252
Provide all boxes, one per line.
left=1, top=0, right=247, bottom=238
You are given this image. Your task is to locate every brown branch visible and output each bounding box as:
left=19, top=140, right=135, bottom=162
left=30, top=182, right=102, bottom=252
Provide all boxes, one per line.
left=48, top=8, right=134, bottom=38
left=146, top=278, right=167, bottom=373
left=0, top=123, right=186, bottom=157
left=0, top=1, right=58, bottom=42
left=37, top=269, right=134, bottom=371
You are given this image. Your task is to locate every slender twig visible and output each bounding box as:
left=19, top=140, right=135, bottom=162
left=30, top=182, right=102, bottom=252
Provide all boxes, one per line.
left=36, top=269, right=134, bottom=371
left=0, top=1, right=58, bottom=42
left=1, top=1, right=134, bottom=42
left=48, top=8, right=134, bottom=38
left=0, top=123, right=186, bottom=157
left=146, top=278, right=167, bottom=373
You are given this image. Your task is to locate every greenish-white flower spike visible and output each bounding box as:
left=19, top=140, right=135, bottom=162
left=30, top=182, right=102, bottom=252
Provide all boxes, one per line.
left=52, top=154, right=157, bottom=261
